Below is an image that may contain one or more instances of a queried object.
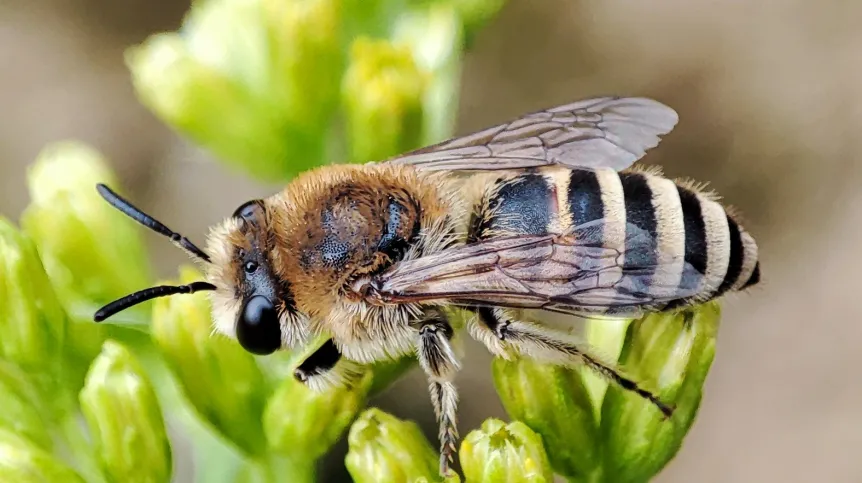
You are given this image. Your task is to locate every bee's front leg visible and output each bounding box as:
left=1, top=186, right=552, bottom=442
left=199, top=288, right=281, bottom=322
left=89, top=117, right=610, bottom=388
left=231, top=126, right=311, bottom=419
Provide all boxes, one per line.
left=414, top=310, right=461, bottom=477
left=472, top=307, right=674, bottom=418
left=293, top=338, right=363, bottom=392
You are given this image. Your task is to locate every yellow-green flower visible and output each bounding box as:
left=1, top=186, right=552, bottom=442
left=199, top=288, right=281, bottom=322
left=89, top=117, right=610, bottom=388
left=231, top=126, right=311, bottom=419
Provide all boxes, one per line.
left=0, top=360, right=54, bottom=451
left=80, top=341, right=171, bottom=483
left=460, top=418, right=553, bottom=483
left=492, top=358, right=600, bottom=480
left=492, top=304, right=720, bottom=482
left=0, top=428, right=85, bottom=483
left=0, top=217, right=66, bottom=374
left=152, top=265, right=267, bottom=456
left=19, top=141, right=151, bottom=367
left=345, top=408, right=444, bottom=483
left=598, top=305, right=720, bottom=482
left=20, top=141, right=151, bottom=321
left=264, top=337, right=370, bottom=460
left=127, top=0, right=343, bottom=180
left=342, top=37, right=428, bottom=163
left=390, top=3, right=463, bottom=146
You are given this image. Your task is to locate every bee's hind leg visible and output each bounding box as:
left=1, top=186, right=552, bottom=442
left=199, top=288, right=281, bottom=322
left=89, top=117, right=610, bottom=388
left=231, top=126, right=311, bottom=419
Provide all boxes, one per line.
left=293, top=338, right=364, bottom=392
left=471, top=307, right=674, bottom=418
left=414, top=309, right=461, bottom=477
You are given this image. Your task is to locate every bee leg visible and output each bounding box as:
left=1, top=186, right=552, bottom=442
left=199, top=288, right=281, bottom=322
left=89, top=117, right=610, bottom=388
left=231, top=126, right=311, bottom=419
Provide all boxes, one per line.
left=416, top=312, right=461, bottom=477
left=293, top=338, right=364, bottom=392
left=474, top=308, right=674, bottom=418
left=465, top=307, right=512, bottom=358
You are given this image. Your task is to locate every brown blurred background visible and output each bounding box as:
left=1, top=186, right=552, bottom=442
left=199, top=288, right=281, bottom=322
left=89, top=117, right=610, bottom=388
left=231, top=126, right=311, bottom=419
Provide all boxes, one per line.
left=2, top=1, right=861, bottom=482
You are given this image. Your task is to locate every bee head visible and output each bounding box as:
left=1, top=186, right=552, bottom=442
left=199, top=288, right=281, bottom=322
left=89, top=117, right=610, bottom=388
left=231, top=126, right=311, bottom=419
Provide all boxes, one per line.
left=205, top=199, right=309, bottom=354
left=92, top=185, right=308, bottom=356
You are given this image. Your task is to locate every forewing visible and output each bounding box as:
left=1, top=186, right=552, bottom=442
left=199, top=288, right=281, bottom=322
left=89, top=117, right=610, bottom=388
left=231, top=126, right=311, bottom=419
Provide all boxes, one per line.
left=369, top=227, right=702, bottom=318
left=384, top=97, right=678, bottom=172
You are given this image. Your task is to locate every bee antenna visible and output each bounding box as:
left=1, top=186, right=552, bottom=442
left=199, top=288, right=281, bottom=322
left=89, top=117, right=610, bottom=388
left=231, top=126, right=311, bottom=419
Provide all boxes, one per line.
left=93, top=281, right=216, bottom=322
left=96, top=183, right=212, bottom=263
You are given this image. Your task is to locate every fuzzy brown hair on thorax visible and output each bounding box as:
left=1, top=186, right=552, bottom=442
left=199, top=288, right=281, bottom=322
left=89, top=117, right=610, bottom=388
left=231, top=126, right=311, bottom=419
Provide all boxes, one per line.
left=266, top=163, right=451, bottom=319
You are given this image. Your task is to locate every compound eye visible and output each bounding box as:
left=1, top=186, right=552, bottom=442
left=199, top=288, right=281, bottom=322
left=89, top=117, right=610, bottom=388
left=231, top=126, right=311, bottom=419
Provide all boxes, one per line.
left=232, top=200, right=264, bottom=224
left=236, top=295, right=281, bottom=355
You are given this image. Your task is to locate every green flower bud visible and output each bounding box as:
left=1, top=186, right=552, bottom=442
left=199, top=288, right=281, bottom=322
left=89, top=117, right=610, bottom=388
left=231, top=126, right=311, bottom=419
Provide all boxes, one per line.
left=0, top=217, right=66, bottom=373
left=0, top=360, right=54, bottom=450
left=492, top=357, right=600, bottom=480
left=0, top=428, right=85, bottom=483
left=390, top=3, right=463, bottom=146
left=80, top=340, right=171, bottom=483
left=127, top=33, right=266, bottom=173
left=152, top=265, right=267, bottom=456
left=127, top=0, right=343, bottom=180
left=264, top=338, right=370, bottom=460
left=20, top=141, right=150, bottom=369
left=20, top=141, right=151, bottom=321
left=460, top=418, right=553, bottom=483
left=595, top=303, right=721, bottom=482
left=342, top=37, right=428, bottom=163
left=346, top=408, right=444, bottom=483
left=261, top=0, right=343, bottom=127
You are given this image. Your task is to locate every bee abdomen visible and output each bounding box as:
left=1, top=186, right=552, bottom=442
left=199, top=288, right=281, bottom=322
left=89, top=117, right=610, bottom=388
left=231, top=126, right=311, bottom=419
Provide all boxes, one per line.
left=470, top=167, right=760, bottom=311
left=644, top=183, right=759, bottom=314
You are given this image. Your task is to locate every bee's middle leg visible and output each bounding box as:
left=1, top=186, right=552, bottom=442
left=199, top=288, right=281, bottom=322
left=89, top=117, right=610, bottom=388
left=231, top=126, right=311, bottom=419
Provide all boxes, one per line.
left=471, top=307, right=674, bottom=418
left=414, top=310, right=461, bottom=476
left=293, top=338, right=363, bottom=392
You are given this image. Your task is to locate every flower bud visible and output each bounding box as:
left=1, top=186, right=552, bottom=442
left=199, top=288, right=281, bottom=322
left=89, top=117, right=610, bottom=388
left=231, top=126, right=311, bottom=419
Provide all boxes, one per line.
left=345, top=408, right=441, bottom=483
left=0, top=360, right=53, bottom=451
left=595, top=303, right=721, bottom=481
left=0, top=217, right=66, bottom=373
left=460, top=418, right=553, bottom=483
left=21, top=141, right=151, bottom=319
left=342, top=37, right=427, bottom=163
left=261, top=0, right=343, bottom=127
left=492, top=357, right=599, bottom=480
left=151, top=265, right=267, bottom=456
left=390, top=3, right=463, bottom=145
left=0, top=428, right=85, bottom=483
left=79, top=340, right=171, bottom=483
left=127, top=0, right=343, bottom=180
left=20, top=141, right=151, bottom=365
left=264, top=338, right=370, bottom=460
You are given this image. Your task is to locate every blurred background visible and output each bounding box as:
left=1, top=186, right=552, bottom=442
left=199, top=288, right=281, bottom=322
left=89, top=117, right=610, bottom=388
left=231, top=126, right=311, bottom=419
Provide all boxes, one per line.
left=2, top=1, right=861, bottom=482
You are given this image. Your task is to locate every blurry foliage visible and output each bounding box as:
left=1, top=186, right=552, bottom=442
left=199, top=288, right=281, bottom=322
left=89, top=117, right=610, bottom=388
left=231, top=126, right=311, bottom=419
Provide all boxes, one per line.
left=126, top=0, right=476, bottom=181
left=0, top=0, right=721, bottom=481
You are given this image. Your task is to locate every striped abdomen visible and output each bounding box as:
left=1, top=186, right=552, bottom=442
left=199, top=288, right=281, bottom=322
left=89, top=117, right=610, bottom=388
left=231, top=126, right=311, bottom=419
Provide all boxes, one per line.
left=468, top=167, right=760, bottom=310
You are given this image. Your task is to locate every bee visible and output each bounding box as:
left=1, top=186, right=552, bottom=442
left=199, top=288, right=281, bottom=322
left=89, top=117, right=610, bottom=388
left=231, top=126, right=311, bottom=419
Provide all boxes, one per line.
left=94, top=97, right=760, bottom=475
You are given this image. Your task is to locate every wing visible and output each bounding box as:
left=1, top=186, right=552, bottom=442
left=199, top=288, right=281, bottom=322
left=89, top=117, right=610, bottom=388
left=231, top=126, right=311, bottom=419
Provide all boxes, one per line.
left=383, top=97, right=678, bottom=172
left=366, top=226, right=703, bottom=318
